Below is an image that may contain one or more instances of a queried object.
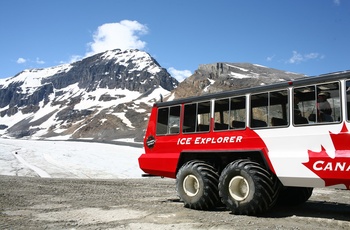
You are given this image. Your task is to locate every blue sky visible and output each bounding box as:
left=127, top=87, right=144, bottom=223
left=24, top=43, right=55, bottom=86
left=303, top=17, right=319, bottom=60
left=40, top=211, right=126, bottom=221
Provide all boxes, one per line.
left=0, top=0, right=349, bottom=81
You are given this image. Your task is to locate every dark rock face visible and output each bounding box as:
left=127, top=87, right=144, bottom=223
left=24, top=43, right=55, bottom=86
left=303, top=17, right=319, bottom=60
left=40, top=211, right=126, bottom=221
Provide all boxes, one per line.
left=42, top=49, right=177, bottom=93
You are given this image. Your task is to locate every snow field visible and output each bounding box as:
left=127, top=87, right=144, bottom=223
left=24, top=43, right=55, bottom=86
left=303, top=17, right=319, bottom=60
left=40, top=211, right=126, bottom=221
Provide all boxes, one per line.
left=0, top=138, right=144, bottom=179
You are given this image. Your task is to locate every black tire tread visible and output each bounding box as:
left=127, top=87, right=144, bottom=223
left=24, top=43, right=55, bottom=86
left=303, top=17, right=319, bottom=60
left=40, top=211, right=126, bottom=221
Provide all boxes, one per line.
left=219, top=159, right=279, bottom=215
left=176, top=160, right=220, bottom=210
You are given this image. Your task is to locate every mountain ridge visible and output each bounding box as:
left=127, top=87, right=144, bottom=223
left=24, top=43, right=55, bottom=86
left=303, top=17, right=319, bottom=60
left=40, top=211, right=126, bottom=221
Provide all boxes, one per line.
left=0, top=50, right=306, bottom=141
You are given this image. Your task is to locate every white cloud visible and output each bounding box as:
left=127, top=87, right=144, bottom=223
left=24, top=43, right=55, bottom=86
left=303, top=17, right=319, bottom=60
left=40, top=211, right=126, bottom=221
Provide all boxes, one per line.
left=334, top=0, right=340, bottom=5
left=86, top=20, right=148, bottom=57
left=168, top=67, right=192, bottom=82
left=16, top=57, right=45, bottom=65
left=287, top=51, right=324, bottom=64
left=266, top=55, right=275, bottom=62
left=305, top=53, right=321, bottom=59
left=35, top=57, right=45, bottom=64
left=288, top=51, right=303, bottom=64
left=17, top=58, right=26, bottom=64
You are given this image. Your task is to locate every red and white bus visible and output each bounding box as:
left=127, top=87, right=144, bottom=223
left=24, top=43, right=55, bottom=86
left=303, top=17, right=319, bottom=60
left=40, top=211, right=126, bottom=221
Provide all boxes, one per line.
left=138, top=70, right=350, bottom=215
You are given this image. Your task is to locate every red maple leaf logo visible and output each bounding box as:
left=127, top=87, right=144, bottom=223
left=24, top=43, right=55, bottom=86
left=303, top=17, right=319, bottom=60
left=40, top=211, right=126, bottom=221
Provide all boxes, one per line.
left=303, top=123, right=350, bottom=189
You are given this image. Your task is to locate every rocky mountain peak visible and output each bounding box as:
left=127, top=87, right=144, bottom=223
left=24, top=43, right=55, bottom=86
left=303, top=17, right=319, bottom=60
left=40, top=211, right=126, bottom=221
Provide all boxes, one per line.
left=0, top=49, right=178, bottom=141
left=41, top=49, right=177, bottom=93
left=172, top=62, right=306, bottom=99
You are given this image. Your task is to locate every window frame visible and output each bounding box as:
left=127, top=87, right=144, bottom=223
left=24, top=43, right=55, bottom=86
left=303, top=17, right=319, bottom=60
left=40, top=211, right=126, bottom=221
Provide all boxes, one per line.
left=250, top=89, right=289, bottom=129
left=182, top=100, right=211, bottom=134
left=293, top=81, right=342, bottom=126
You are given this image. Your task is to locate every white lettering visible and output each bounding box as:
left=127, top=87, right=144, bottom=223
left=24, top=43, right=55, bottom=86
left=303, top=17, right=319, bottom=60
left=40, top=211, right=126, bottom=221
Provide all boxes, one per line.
left=178, top=136, right=243, bottom=145
left=324, top=162, right=332, bottom=171
left=335, top=162, right=346, bottom=171
left=207, top=138, right=216, bottom=144
left=314, top=161, right=324, bottom=171
left=195, top=137, right=201, bottom=144
left=177, top=138, right=181, bottom=145
left=177, top=138, right=192, bottom=145
left=313, top=161, right=350, bottom=171
left=217, top=137, right=223, bottom=143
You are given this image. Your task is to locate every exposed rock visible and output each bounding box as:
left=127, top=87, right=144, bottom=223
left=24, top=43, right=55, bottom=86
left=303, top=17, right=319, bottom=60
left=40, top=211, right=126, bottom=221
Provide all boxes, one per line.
left=173, top=63, right=306, bottom=99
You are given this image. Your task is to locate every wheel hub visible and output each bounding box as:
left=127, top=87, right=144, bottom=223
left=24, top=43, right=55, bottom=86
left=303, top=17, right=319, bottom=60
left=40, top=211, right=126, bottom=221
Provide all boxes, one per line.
left=228, top=176, right=249, bottom=201
left=183, top=175, right=199, bottom=197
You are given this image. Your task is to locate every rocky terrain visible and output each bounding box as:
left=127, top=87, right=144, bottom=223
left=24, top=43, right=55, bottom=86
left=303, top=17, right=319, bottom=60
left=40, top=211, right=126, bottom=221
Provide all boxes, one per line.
left=1, top=176, right=349, bottom=229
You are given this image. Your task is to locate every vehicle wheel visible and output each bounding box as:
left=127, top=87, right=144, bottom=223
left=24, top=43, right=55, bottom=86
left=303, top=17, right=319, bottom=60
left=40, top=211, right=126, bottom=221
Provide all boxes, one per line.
left=176, top=160, right=220, bottom=210
left=219, top=159, right=279, bottom=215
left=277, top=187, right=313, bottom=206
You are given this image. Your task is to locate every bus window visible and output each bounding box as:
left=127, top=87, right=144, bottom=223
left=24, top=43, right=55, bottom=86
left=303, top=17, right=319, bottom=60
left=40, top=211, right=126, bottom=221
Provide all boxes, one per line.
left=293, top=86, right=316, bottom=124
left=294, top=82, right=341, bottom=124
left=197, top=101, right=211, bottom=132
left=270, top=90, right=289, bottom=127
left=156, top=105, right=181, bottom=135
left=183, top=103, right=197, bottom=133
left=214, top=98, right=230, bottom=131
left=214, top=96, right=246, bottom=131
left=347, top=80, right=350, bottom=121
left=230, top=96, right=246, bottom=129
left=250, top=90, right=289, bottom=128
left=156, top=107, right=169, bottom=135
left=183, top=101, right=211, bottom=133
left=169, top=106, right=181, bottom=134
left=250, top=93, right=268, bottom=127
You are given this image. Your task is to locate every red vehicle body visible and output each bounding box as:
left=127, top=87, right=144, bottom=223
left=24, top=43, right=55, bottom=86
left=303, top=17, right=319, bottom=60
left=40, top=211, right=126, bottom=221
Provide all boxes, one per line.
left=139, top=70, right=350, bottom=215
left=139, top=112, right=272, bottom=178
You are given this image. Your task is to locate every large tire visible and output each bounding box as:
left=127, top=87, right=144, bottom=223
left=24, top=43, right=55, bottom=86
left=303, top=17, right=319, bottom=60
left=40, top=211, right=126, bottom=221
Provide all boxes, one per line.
left=176, top=161, right=220, bottom=210
left=218, top=159, right=279, bottom=215
left=277, top=187, right=313, bottom=206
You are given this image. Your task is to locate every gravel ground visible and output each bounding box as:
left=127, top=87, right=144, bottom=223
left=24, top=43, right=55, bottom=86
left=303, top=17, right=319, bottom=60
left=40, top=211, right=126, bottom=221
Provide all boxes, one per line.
left=0, top=175, right=350, bottom=230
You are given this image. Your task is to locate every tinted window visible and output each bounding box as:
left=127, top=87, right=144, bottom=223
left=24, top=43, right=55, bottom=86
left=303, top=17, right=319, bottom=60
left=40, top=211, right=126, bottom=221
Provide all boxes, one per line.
left=294, top=82, right=341, bottom=124
left=156, top=105, right=181, bottom=135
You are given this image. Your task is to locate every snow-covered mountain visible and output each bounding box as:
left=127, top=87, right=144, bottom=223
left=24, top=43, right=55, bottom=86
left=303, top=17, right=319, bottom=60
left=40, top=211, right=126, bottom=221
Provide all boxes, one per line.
left=0, top=49, right=178, bottom=141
